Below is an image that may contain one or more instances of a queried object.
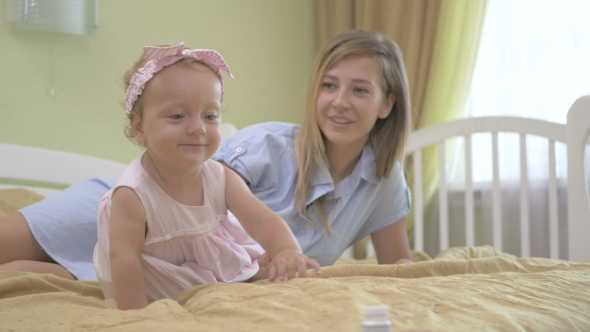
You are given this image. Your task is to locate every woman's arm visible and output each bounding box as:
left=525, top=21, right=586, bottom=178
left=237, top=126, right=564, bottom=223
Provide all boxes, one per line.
left=108, top=187, right=148, bottom=310
left=370, top=217, right=412, bottom=264
left=224, top=166, right=320, bottom=280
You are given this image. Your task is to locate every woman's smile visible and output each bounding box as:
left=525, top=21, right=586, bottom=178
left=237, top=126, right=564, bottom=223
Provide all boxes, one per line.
left=329, top=116, right=353, bottom=125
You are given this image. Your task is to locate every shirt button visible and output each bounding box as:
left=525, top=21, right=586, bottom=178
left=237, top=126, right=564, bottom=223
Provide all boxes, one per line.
left=305, top=222, right=312, bottom=230
left=236, top=147, right=244, bottom=154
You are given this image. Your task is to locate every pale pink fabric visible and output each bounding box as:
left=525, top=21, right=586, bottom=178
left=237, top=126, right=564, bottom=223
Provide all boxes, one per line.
left=125, top=42, right=234, bottom=117
left=93, top=156, right=263, bottom=302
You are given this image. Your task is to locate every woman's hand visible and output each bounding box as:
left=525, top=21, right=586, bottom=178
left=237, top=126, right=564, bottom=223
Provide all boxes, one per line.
left=266, top=250, right=321, bottom=282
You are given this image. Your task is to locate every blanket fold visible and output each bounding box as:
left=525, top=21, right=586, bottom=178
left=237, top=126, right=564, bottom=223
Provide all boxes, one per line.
left=2, top=246, right=590, bottom=332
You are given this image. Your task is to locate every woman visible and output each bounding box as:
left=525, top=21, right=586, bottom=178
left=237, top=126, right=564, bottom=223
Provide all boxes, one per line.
left=0, top=30, right=413, bottom=281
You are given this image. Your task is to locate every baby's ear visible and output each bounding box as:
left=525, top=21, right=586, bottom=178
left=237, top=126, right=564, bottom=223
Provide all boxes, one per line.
left=131, top=112, right=146, bottom=143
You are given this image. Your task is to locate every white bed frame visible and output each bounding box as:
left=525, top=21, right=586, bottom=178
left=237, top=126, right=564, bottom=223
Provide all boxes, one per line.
left=1, top=102, right=589, bottom=261
left=0, top=123, right=239, bottom=197
left=405, top=95, right=590, bottom=262
left=0, top=144, right=126, bottom=197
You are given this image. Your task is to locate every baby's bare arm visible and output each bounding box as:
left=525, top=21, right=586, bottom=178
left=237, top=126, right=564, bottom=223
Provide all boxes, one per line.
left=108, top=187, right=149, bottom=310
left=224, top=166, right=321, bottom=280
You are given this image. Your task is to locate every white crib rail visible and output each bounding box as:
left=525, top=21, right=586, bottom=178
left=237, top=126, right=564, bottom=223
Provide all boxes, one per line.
left=408, top=116, right=567, bottom=258
left=566, top=96, right=590, bottom=262
left=406, top=95, right=590, bottom=262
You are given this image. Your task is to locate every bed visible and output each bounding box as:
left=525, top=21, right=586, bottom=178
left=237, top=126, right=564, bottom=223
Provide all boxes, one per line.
left=1, top=98, right=589, bottom=331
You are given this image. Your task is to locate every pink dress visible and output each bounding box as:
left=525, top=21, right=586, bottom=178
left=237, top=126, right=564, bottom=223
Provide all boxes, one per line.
left=93, top=156, right=263, bottom=302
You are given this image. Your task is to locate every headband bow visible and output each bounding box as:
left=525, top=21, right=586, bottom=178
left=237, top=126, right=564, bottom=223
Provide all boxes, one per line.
left=125, top=42, right=234, bottom=117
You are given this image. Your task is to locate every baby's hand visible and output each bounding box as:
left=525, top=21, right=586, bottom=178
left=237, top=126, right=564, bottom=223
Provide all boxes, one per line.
left=267, top=250, right=321, bottom=282
left=247, top=252, right=272, bottom=281
left=257, top=252, right=272, bottom=269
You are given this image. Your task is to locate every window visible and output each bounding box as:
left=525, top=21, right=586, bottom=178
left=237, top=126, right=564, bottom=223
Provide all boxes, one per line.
left=436, top=0, right=590, bottom=258
left=455, top=0, right=590, bottom=183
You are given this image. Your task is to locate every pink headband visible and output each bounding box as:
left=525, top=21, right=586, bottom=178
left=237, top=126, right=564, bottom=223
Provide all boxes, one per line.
left=125, top=42, right=234, bottom=117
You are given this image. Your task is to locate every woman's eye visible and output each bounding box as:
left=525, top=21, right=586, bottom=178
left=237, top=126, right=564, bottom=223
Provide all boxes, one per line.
left=354, top=87, right=369, bottom=94
left=321, top=82, right=336, bottom=89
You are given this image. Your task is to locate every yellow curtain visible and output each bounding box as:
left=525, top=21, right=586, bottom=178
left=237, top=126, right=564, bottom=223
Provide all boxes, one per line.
left=316, top=0, right=487, bottom=251
left=414, top=0, right=487, bottom=236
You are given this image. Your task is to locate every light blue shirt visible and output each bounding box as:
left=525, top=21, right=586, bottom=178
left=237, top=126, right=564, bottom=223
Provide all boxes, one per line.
left=213, top=122, right=411, bottom=266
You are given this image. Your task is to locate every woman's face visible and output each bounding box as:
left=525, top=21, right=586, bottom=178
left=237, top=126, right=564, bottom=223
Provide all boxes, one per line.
left=316, top=55, right=394, bottom=153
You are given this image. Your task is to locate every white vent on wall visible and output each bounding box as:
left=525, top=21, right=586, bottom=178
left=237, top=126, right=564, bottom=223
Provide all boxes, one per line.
left=5, top=0, right=98, bottom=37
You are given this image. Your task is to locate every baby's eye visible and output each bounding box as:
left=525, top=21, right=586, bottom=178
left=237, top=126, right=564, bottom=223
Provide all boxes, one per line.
left=205, top=114, right=219, bottom=121
left=171, top=114, right=185, bottom=120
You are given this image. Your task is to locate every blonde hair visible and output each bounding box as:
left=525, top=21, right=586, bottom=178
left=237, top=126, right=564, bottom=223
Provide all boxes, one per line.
left=122, top=50, right=214, bottom=146
left=294, top=30, right=412, bottom=231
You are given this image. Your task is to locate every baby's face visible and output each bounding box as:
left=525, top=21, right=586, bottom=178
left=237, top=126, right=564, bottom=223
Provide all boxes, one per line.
left=134, top=63, right=223, bottom=170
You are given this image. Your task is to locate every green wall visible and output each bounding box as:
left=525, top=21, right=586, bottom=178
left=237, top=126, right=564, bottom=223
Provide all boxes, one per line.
left=0, top=0, right=317, bottom=163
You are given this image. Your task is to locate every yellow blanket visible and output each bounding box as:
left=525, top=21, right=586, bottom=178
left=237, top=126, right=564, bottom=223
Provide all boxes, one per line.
left=2, top=190, right=590, bottom=331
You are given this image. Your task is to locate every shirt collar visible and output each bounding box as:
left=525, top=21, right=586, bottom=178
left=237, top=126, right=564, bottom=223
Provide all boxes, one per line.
left=306, top=143, right=378, bottom=204
left=359, top=143, right=379, bottom=184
